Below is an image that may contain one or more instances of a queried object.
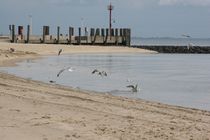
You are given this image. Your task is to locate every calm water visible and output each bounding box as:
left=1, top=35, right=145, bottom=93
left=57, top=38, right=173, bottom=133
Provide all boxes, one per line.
left=1, top=53, right=210, bottom=111
left=132, top=37, right=210, bottom=46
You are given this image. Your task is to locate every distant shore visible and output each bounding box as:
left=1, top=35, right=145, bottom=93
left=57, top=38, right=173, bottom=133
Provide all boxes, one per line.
left=0, top=42, right=210, bottom=140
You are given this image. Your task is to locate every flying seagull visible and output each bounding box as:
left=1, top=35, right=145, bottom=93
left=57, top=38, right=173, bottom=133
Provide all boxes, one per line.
left=92, top=69, right=107, bottom=77
left=57, top=67, right=71, bottom=77
left=126, top=84, right=138, bottom=92
left=58, top=49, right=62, bottom=56
left=182, top=34, right=191, bottom=38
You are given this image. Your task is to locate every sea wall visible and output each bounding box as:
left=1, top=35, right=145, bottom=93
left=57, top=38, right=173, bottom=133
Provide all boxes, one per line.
left=132, top=45, right=210, bottom=54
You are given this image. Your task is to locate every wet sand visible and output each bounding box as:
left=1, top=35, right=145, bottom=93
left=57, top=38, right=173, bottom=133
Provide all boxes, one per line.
left=0, top=42, right=210, bottom=140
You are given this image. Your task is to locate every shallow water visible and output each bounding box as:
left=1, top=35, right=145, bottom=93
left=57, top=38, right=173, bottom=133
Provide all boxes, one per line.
left=1, top=53, right=210, bottom=111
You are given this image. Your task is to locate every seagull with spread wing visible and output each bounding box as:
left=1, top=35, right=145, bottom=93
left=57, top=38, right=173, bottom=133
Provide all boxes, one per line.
left=57, top=67, right=74, bottom=77
left=92, top=69, right=108, bottom=77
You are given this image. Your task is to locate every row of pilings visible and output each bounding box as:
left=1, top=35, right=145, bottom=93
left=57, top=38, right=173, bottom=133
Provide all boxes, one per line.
left=9, top=25, right=131, bottom=46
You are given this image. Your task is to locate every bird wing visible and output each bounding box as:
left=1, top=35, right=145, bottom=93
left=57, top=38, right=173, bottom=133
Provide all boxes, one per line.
left=126, top=85, right=135, bottom=89
left=57, top=69, right=65, bottom=77
left=92, top=69, right=99, bottom=74
left=58, top=49, right=62, bottom=56
left=101, top=71, right=107, bottom=76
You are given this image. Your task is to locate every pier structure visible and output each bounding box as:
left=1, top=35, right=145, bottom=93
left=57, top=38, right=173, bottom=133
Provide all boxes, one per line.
left=132, top=45, right=210, bottom=54
left=9, top=25, right=131, bottom=46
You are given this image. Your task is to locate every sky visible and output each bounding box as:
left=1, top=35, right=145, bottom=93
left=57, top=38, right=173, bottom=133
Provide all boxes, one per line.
left=0, top=0, right=210, bottom=38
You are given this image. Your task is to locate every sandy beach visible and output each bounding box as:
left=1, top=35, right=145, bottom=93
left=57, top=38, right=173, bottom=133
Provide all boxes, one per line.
left=0, top=42, right=210, bottom=140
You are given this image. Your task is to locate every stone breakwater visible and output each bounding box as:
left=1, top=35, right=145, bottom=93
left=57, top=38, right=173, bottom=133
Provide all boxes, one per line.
left=132, top=45, right=210, bottom=54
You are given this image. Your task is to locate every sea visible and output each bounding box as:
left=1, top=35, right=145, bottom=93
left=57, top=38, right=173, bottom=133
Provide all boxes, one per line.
left=1, top=37, right=210, bottom=111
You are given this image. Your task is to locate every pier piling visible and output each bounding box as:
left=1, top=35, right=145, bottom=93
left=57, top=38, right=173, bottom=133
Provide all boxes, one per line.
left=115, top=28, right=118, bottom=45
left=78, top=27, right=81, bottom=45
left=11, top=25, right=15, bottom=43
left=125, top=29, right=131, bottom=46
left=57, top=26, right=60, bottom=44
left=69, top=27, right=74, bottom=44
left=90, top=28, right=95, bottom=44
left=26, top=25, right=30, bottom=43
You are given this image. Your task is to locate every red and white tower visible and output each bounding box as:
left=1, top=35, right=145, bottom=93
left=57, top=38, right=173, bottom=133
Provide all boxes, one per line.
left=107, top=3, right=114, bottom=37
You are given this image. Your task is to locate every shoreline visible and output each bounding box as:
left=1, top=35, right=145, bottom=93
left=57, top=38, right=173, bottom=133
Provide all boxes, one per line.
left=0, top=42, right=156, bottom=66
left=0, top=42, right=210, bottom=140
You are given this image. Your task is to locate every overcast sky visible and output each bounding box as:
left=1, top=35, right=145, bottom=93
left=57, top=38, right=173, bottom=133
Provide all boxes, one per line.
left=0, top=0, right=210, bottom=38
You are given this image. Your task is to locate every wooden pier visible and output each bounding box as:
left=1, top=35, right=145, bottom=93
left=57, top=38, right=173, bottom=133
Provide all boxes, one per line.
left=9, top=25, right=131, bottom=46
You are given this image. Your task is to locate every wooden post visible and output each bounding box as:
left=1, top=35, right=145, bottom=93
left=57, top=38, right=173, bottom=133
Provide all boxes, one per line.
left=126, top=29, right=131, bottom=47
left=42, top=26, right=46, bottom=43
left=115, top=28, right=118, bottom=45
left=57, top=26, right=60, bottom=44
left=18, top=26, right=24, bottom=40
left=95, top=28, right=100, bottom=36
left=78, top=27, right=81, bottom=45
left=84, top=27, right=88, bottom=36
left=9, top=25, right=12, bottom=40
left=124, top=29, right=131, bottom=47
left=85, top=27, right=88, bottom=43
left=111, top=28, right=114, bottom=36
left=93, top=28, right=100, bottom=44
left=26, top=25, right=30, bottom=43
left=90, top=28, right=95, bottom=44
left=120, top=28, right=123, bottom=36
left=45, top=26, right=50, bottom=35
left=101, top=28, right=105, bottom=37
left=101, top=28, right=105, bottom=43
left=122, top=28, right=126, bottom=45
left=69, top=27, right=72, bottom=44
left=104, top=28, right=109, bottom=45
left=11, top=25, right=15, bottom=43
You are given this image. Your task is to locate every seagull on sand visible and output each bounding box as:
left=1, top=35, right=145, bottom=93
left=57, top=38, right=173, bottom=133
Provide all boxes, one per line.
left=126, top=84, right=138, bottom=92
left=58, top=49, right=62, bottom=56
left=57, top=67, right=73, bottom=77
left=9, top=48, right=15, bottom=53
